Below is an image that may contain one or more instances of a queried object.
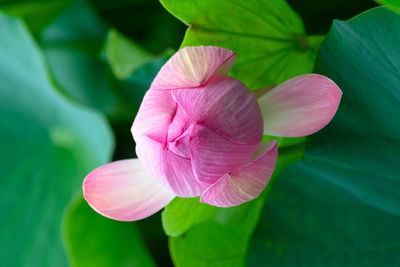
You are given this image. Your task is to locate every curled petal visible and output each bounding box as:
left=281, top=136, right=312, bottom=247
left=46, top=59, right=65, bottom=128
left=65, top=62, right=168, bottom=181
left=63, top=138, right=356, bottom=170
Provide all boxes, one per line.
left=200, top=141, right=278, bottom=207
left=167, top=104, right=192, bottom=143
left=150, top=46, right=236, bottom=90
left=172, top=74, right=263, bottom=144
left=136, top=135, right=205, bottom=197
left=131, top=89, right=175, bottom=143
left=189, top=124, right=258, bottom=186
left=83, top=159, right=175, bottom=221
left=258, top=74, right=342, bottom=137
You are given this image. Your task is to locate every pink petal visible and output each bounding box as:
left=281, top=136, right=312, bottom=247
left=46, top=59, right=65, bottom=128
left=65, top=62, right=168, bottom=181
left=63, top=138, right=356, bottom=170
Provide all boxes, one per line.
left=172, top=74, right=263, bottom=145
left=200, top=141, right=278, bottom=207
left=188, top=124, right=259, bottom=187
left=83, top=159, right=175, bottom=221
left=150, top=46, right=236, bottom=90
left=258, top=74, right=342, bottom=137
left=131, top=89, right=175, bottom=143
left=135, top=135, right=205, bottom=197
left=166, top=103, right=192, bottom=144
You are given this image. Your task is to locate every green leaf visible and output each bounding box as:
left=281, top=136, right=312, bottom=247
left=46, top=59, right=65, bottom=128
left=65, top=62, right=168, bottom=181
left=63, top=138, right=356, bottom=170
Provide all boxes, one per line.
left=169, top=199, right=264, bottom=267
left=376, top=0, right=400, bottom=11
left=0, top=12, right=113, bottom=266
left=99, top=55, right=171, bottom=160
left=248, top=7, right=400, bottom=266
left=64, top=197, right=156, bottom=267
left=162, top=197, right=220, bottom=237
left=40, top=0, right=106, bottom=43
left=91, top=0, right=186, bottom=54
left=118, top=55, right=171, bottom=112
left=163, top=145, right=305, bottom=266
left=287, top=0, right=377, bottom=34
left=160, top=0, right=324, bottom=89
left=40, top=0, right=131, bottom=121
left=0, top=0, right=71, bottom=33
left=106, top=29, right=155, bottom=80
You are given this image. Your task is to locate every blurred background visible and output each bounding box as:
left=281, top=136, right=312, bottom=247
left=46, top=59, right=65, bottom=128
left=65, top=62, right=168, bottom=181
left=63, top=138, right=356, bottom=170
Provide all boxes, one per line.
left=2, top=0, right=394, bottom=266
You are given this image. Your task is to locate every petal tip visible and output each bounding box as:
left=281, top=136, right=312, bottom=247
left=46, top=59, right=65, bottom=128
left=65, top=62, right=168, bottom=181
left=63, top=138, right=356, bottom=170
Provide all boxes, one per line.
left=259, top=73, right=342, bottom=137
left=150, top=46, right=236, bottom=90
left=199, top=140, right=278, bottom=208
left=82, top=159, right=175, bottom=221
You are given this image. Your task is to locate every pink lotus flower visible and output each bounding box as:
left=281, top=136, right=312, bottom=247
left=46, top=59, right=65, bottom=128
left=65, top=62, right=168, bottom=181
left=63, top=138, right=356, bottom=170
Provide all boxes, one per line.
left=83, top=46, right=342, bottom=221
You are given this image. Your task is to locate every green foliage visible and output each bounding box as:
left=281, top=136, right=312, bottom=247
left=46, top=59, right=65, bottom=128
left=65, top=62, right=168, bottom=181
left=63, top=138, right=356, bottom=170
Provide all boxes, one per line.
left=287, top=0, right=377, bottom=34
left=40, top=0, right=106, bottom=43
left=118, top=55, right=171, bottom=113
left=91, top=0, right=186, bottom=54
left=38, top=1, right=171, bottom=123
left=162, top=197, right=220, bottom=237
left=106, top=29, right=155, bottom=80
left=64, top=197, right=156, bottom=267
left=0, top=12, right=113, bottom=266
left=169, top=199, right=264, bottom=267
left=376, top=0, right=400, bottom=11
left=248, top=7, right=400, bottom=266
left=39, top=0, right=131, bottom=122
left=0, top=0, right=71, bottom=33
left=160, top=0, right=324, bottom=89
left=103, top=26, right=173, bottom=118
left=162, top=146, right=305, bottom=266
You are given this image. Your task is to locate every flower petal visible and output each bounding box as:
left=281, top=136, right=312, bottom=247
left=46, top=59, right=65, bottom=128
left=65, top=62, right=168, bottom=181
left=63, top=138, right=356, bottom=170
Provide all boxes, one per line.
left=258, top=74, right=342, bottom=137
left=189, top=124, right=259, bottom=187
left=135, top=135, right=205, bottom=197
left=200, top=141, right=278, bottom=207
left=131, top=89, right=175, bottom=143
left=150, top=46, right=236, bottom=90
left=83, top=159, right=175, bottom=221
left=172, top=74, right=263, bottom=145
left=166, top=103, right=192, bottom=143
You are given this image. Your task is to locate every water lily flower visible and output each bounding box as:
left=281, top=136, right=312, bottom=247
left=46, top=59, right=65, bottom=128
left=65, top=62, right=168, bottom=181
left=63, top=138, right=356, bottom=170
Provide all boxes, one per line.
left=83, top=46, right=342, bottom=221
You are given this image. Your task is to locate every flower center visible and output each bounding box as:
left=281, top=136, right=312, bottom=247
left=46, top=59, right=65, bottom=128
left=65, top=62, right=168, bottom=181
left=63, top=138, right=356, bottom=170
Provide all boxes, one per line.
left=166, top=104, right=194, bottom=159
